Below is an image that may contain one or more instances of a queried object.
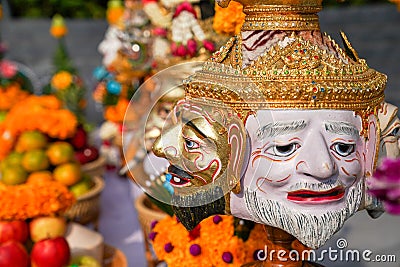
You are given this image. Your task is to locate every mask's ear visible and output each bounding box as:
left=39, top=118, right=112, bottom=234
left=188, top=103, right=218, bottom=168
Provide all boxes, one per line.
left=227, top=116, right=247, bottom=194
left=363, top=114, right=384, bottom=218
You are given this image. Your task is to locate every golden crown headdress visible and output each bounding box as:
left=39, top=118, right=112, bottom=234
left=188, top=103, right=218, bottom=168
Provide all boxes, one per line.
left=184, top=0, right=387, bottom=135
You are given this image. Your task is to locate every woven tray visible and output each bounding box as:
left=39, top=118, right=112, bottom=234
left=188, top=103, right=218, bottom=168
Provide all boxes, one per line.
left=81, top=156, right=107, bottom=177
left=103, top=244, right=128, bottom=267
left=64, top=175, right=105, bottom=226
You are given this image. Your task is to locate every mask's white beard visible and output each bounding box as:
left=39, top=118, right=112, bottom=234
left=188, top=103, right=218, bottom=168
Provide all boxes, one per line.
left=243, top=180, right=363, bottom=249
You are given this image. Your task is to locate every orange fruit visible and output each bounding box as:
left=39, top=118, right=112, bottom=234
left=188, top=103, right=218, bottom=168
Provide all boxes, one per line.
left=27, top=171, right=53, bottom=184
left=53, top=162, right=82, bottom=186
left=46, top=142, right=75, bottom=165
left=21, top=149, right=50, bottom=172
left=1, top=165, right=28, bottom=185
left=1, top=151, right=23, bottom=171
left=15, top=131, right=47, bottom=152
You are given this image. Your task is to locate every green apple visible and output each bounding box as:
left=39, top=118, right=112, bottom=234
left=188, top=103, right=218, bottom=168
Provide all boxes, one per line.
left=70, top=255, right=101, bottom=267
left=69, top=178, right=92, bottom=198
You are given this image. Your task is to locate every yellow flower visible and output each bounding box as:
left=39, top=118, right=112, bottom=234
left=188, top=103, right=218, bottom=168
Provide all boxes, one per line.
left=51, top=71, right=73, bottom=90
left=50, top=14, right=68, bottom=38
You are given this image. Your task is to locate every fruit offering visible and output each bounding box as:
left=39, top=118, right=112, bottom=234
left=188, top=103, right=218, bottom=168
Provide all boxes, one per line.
left=0, top=219, right=71, bottom=267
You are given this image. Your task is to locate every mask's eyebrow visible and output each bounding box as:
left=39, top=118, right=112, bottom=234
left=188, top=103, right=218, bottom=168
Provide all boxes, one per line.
left=183, top=119, right=208, bottom=139
left=324, top=121, right=359, bottom=137
left=256, top=120, right=306, bottom=140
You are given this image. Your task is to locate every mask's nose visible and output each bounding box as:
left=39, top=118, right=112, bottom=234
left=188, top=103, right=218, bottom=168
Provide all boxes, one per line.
left=152, top=135, right=165, bottom=158
left=295, top=133, right=336, bottom=179
left=152, top=125, right=180, bottom=162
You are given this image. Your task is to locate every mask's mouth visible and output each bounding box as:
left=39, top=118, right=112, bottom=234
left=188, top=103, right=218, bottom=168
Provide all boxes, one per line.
left=168, top=165, right=193, bottom=187
left=287, top=185, right=345, bottom=203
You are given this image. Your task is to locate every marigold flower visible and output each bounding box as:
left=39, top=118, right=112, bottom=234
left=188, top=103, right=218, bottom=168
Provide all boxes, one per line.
left=51, top=71, right=73, bottom=90
left=50, top=14, right=68, bottom=38
left=106, top=0, right=125, bottom=25
left=213, top=1, right=245, bottom=35
left=0, top=95, right=77, bottom=159
left=151, top=215, right=269, bottom=266
left=0, top=83, right=30, bottom=111
left=0, top=178, right=75, bottom=220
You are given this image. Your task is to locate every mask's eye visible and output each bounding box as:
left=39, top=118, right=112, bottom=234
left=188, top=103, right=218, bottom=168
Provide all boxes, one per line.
left=331, top=142, right=355, bottom=157
left=390, top=126, right=400, bottom=137
left=184, top=139, right=200, bottom=150
left=268, top=143, right=300, bottom=157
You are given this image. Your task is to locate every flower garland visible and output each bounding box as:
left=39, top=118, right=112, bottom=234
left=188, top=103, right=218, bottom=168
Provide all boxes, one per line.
left=150, top=215, right=272, bottom=266
left=0, top=82, right=30, bottom=111
left=0, top=174, right=76, bottom=220
left=0, top=95, right=77, bottom=159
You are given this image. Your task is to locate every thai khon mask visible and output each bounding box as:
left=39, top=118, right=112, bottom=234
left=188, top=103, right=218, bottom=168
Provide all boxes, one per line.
left=152, top=0, right=399, bottom=250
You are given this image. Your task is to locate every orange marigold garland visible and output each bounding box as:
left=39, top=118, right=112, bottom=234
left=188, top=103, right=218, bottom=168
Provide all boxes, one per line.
left=0, top=177, right=75, bottom=220
left=0, top=95, right=77, bottom=159
left=150, top=215, right=270, bottom=266
left=0, top=82, right=30, bottom=111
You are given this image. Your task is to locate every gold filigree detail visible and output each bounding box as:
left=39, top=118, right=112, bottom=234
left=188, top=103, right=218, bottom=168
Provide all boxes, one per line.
left=185, top=34, right=387, bottom=129
left=239, top=1, right=322, bottom=31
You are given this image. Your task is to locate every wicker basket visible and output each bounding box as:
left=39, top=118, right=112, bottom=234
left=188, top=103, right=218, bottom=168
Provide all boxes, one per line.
left=64, top=176, right=105, bottom=227
left=81, top=156, right=107, bottom=177
left=134, top=194, right=167, bottom=267
left=103, top=244, right=128, bottom=267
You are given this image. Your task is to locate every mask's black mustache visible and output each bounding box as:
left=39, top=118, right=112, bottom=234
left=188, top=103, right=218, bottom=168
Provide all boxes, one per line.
left=168, top=165, right=193, bottom=180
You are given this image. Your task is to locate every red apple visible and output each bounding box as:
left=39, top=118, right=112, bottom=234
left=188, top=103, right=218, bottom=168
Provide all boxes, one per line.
left=29, top=216, right=67, bottom=243
left=70, top=126, right=87, bottom=150
left=31, top=236, right=70, bottom=267
left=0, top=241, right=30, bottom=267
left=75, top=146, right=99, bottom=164
left=0, top=220, right=29, bottom=244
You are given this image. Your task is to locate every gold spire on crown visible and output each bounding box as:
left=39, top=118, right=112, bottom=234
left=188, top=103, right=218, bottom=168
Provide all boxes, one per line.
left=184, top=0, right=387, bottom=135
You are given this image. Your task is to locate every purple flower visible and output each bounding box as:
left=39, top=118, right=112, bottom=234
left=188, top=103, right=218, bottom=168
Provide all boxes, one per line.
left=189, top=244, right=201, bottom=256
left=164, top=242, right=174, bottom=253
left=148, top=231, right=157, bottom=241
left=222, top=252, right=233, bottom=263
left=368, top=157, right=400, bottom=215
left=212, top=215, right=222, bottom=224
left=150, top=220, right=158, bottom=230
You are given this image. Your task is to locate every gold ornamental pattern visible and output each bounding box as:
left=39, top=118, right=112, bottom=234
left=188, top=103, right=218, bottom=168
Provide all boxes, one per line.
left=185, top=34, right=387, bottom=117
